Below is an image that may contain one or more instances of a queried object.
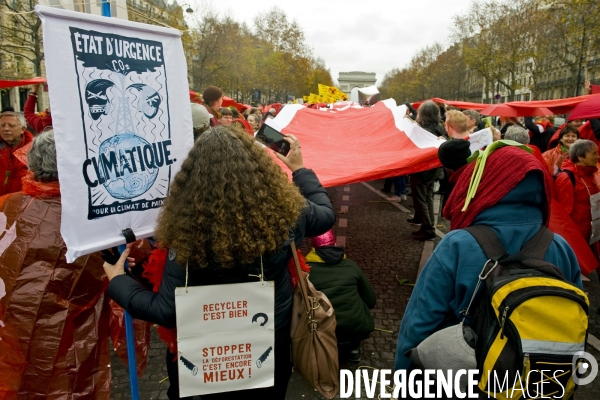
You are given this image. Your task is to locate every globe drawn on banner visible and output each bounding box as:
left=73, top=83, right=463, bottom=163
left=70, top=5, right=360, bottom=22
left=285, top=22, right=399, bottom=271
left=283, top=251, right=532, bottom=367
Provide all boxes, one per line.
left=97, top=134, right=158, bottom=199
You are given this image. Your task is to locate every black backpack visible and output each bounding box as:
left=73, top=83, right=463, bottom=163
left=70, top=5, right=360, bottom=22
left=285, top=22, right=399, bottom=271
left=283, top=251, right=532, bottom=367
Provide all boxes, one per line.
left=463, top=225, right=589, bottom=399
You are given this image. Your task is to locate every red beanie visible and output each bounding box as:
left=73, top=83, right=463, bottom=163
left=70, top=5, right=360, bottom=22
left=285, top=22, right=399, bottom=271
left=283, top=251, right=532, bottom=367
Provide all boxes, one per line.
left=311, top=230, right=336, bottom=248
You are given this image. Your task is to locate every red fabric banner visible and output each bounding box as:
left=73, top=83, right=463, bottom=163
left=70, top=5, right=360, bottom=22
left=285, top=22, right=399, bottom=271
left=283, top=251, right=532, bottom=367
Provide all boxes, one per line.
left=568, top=94, right=600, bottom=121
left=412, top=97, right=488, bottom=111
left=0, top=77, right=46, bottom=89
left=509, top=95, right=594, bottom=115
left=412, top=95, right=595, bottom=115
left=267, top=99, right=443, bottom=187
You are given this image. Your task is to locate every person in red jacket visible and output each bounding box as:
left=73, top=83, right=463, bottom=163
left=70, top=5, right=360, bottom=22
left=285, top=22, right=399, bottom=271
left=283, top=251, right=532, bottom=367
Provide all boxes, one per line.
left=24, top=82, right=52, bottom=133
left=542, top=125, right=579, bottom=175
left=555, top=139, right=599, bottom=244
left=0, top=112, right=34, bottom=196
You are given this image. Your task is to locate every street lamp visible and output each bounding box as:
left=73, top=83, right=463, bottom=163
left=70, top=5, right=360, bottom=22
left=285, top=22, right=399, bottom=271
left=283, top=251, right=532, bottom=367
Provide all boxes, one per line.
left=181, top=3, right=194, bottom=14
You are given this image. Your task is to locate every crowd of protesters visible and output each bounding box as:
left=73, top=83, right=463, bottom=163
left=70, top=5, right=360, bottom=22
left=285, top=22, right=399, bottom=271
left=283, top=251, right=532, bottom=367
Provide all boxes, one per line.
left=1, top=76, right=600, bottom=400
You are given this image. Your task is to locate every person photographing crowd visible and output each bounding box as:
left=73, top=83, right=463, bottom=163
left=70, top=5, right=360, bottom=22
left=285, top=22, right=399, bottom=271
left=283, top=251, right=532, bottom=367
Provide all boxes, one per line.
left=103, top=126, right=335, bottom=400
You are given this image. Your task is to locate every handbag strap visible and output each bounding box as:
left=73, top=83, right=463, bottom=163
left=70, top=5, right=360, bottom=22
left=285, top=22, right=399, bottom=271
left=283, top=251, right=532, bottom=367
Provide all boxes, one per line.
left=290, top=241, right=312, bottom=313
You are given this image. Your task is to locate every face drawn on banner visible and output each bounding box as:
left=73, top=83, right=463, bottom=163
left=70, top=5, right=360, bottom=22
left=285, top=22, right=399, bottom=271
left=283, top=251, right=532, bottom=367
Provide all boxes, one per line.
left=69, top=27, right=175, bottom=220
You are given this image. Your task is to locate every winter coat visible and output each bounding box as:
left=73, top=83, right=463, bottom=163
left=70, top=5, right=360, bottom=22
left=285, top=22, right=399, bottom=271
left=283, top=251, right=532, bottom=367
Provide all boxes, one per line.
left=542, top=145, right=569, bottom=175
left=107, top=168, right=335, bottom=334
left=0, top=131, right=34, bottom=196
left=526, top=117, right=555, bottom=153
left=395, top=173, right=582, bottom=371
left=411, top=122, right=445, bottom=180
left=420, top=122, right=446, bottom=138
left=306, top=247, right=376, bottom=343
left=554, top=158, right=599, bottom=241
left=23, top=94, right=52, bottom=133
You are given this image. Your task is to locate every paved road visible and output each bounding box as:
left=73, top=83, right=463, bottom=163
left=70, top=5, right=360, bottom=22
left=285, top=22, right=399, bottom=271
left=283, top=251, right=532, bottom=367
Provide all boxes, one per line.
left=110, top=180, right=600, bottom=399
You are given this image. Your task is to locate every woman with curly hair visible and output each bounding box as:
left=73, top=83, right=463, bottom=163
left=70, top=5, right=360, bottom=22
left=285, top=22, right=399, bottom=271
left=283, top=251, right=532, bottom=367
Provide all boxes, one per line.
left=103, top=125, right=335, bottom=400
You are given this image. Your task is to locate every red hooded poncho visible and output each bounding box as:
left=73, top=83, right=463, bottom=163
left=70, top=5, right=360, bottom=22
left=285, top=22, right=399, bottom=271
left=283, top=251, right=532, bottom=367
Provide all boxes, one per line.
left=0, top=173, right=151, bottom=399
left=0, top=174, right=110, bottom=399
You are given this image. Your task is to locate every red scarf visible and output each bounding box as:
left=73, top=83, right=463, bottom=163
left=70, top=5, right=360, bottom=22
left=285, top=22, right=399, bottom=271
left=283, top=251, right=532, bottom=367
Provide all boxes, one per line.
left=443, top=146, right=552, bottom=230
left=538, top=119, right=553, bottom=131
left=141, top=248, right=178, bottom=354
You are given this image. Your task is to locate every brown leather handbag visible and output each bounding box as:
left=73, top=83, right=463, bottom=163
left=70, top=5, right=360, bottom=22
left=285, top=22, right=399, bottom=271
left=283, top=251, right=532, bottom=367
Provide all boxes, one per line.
left=289, top=241, right=339, bottom=399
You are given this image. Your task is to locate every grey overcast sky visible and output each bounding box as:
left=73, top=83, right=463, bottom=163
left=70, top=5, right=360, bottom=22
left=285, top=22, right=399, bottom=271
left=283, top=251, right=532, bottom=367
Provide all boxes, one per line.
left=186, top=0, right=473, bottom=86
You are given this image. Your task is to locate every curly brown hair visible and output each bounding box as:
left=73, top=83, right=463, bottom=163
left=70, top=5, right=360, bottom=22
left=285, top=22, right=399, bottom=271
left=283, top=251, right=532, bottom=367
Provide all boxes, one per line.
left=155, top=125, right=306, bottom=268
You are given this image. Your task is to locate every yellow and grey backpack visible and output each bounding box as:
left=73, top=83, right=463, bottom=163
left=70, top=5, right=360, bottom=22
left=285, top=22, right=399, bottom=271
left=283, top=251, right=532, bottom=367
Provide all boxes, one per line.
left=463, top=225, right=589, bottom=400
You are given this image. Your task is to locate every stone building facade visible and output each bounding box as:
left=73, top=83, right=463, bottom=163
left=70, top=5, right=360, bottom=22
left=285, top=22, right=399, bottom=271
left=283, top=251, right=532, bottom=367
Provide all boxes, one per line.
left=0, top=0, right=187, bottom=111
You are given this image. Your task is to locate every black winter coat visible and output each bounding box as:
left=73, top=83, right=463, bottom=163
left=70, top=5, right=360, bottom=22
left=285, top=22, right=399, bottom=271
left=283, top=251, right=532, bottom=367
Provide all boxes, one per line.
left=107, top=168, right=335, bottom=333
left=525, top=117, right=555, bottom=153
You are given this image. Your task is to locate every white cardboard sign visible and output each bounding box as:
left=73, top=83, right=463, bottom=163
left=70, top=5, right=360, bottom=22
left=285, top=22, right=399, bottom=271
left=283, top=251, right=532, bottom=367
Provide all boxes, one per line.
left=175, top=281, right=275, bottom=397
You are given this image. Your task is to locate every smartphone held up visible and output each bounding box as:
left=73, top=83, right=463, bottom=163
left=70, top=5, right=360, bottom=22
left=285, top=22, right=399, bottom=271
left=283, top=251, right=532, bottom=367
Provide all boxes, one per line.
left=255, top=124, right=291, bottom=156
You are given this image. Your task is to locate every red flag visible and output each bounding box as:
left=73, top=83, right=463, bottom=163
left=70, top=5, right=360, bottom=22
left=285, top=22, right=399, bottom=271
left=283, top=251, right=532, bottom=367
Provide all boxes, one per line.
left=267, top=99, right=443, bottom=187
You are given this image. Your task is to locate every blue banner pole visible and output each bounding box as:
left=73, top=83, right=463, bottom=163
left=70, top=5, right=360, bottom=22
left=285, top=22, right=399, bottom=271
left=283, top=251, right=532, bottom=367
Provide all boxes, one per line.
left=118, top=244, right=140, bottom=400
left=98, top=2, right=138, bottom=397
left=101, top=0, right=111, bottom=17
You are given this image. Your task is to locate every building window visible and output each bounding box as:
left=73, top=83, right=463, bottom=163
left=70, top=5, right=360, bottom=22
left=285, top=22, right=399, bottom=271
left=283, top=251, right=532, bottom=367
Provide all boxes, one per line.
left=1, top=89, right=11, bottom=110
left=19, top=88, right=29, bottom=112
left=515, top=94, right=521, bottom=101
left=524, top=93, right=530, bottom=101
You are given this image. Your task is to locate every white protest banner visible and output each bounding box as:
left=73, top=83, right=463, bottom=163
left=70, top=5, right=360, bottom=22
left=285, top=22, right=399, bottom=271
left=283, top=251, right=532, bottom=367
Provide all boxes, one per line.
left=175, top=281, right=275, bottom=397
left=589, top=192, right=600, bottom=244
left=468, top=128, right=493, bottom=153
left=36, top=6, right=193, bottom=262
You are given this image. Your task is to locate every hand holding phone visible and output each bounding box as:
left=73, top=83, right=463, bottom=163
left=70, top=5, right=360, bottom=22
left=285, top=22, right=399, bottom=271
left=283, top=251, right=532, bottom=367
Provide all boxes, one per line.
left=274, top=134, right=304, bottom=172
left=255, top=124, right=291, bottom=156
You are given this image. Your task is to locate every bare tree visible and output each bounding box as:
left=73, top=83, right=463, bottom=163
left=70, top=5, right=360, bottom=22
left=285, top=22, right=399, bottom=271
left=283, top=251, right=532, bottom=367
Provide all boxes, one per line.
left=0, top=0, right=44, bottom=77
left=545, top=0, right=600, bottom=96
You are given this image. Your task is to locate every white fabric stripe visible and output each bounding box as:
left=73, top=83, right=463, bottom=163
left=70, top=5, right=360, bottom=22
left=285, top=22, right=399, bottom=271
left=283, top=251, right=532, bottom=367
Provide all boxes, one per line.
left=521, top=339, right=585, bottom=355
left=266, top=104, right=303, bottom=132
left=381, top=99, right=446, bottom=149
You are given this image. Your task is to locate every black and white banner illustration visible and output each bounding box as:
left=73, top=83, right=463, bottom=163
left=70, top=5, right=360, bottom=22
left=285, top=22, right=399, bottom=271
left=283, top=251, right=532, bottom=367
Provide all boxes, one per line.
left=37, top=6, right=193, bottom=262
